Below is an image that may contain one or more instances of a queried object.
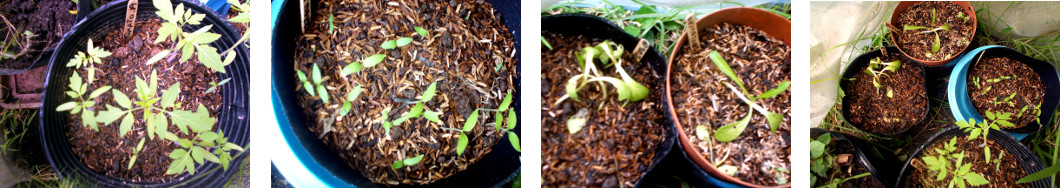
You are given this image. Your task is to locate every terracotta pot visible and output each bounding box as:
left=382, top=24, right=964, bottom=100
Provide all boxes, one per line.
left=664, top=7, right=790, bottom=188
left=889, top=1, right=977, bottom=67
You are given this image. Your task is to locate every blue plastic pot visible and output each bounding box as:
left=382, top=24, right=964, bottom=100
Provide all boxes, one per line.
left=947, top=45, right=1060, bottom=140
left=269, top=0, right=521, bottom=187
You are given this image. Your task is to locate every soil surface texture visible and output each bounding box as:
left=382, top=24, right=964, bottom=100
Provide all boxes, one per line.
left=0, top=0, right=77, bottom=69
left=894, top=1, right=974, bottom=61
left=845, top=52, right=927, bottom=135
left=670, top=22, right=791, bottom=185
left=824, top=142, right=885, bottom=188
left=906, top=136, right=1027, bottom=187
left=292, top=0, right=518, bottom=185
left=65, top=19, right=224, bottom=181
left=540, top=32, right=666, bottom=187
left=967, top=56, right=1043, bottom=130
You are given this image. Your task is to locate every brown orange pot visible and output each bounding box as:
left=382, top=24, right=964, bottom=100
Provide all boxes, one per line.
left=664, top=7, right=790, bottom=188
left=889, top=1, right=976, bottom=66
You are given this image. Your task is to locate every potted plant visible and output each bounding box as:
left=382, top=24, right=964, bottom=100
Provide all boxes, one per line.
left=888, top=1, right=976, bottom=66
left=840, top=46, right=929, bottom=136
left=810, top=128, right=899, bottom=187
left=0, top=0, right=83, bottom=75
left=39, top=0, right=249, bottom=186
left=270, top=0, right=521, bottom=186
left=947, top=45, right=1060, bottom=138
left=540, top=13, right=675, bottom=187
left=897, top=126, right=1049, bottom=187
left=664, top=7, right=791, bottom=187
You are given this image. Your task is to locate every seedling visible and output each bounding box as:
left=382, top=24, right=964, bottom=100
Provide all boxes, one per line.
left=456, top=91, right=519, bottom=156
left=918, top=137, right=989, bottom=187
left=903, top=8, right=952, bottom=58
left=339, top=85, right=363, bottom=117
left=862, top=57, right=902, bottom=94
left=205, top=78, right=231, bottom=93
left=713, top=51, right=788, bottom=142
left=391, top=154, right=425, bottom=169
left=541, top=36, right=553, bottom=50
left=66, top=39, right=113, bottom=83
left=56, top=72, right=111, bottom=131
left=956, top=111, right=1013, bottom=163
left=809, top=133, right=832, bottom=186
left=327, top=14, right=337, bottom=34
left=149, top=0, right=231, bottom=73
left=380, top=82, right=439, bottom=136
left=0, top=30, right=37, bottom=60
left=560, top=40, right=649, bottom=106
left=414, top=26, right=429, bottom=38
left=296, top=63, right=330, bottom=104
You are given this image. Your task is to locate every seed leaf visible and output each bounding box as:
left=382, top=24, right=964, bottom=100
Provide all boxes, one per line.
left=567, top=108, right=589, bottom=134
left=408, top=102, right=424, bottom=118
left=341, top=62, right=362, bottom=76
left=498, top=91, right=513, bottom=111
left=507, top=108, right=517, bottom=130
left=714, top=106, right=753, bottom=142
left=932, top=34, right=941, bottom=53
left=363, top=54, right=386, bottom=68
left=311, top=64, right=322, bottom=85
left=317, top=85, right=330, bottom=104
left=422, top=82, right=438, bottom=102
left=396, top=37, right=413, bottom=47
left=391, top=160, right=404, bottom=169
left=508, top=132, right=520, bottom=152
left=463, top=109, right=479, bottom=132
left=456, top=132, right=468, bottom=156
left=494, top=111, right=504, bottom=129
left=403, top=154, right=424, bottom=165
left=422, top=110, right=441, bottom=124
left=381, top=40, right=397, bottom=49
left=415, top=26, right=429, bottom=37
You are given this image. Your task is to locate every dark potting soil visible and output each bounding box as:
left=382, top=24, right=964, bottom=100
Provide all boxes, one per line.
left=846, top=52, right=927, bottom=135
left=894, top=1, right=974, bottom=61
left=967, top=56, right=1043, bottom=129
left=65, top=19, right=224, bottom=180
left=670, top=23, right=791, bottom=185
left=0, top=0, right=76, bottom=69
left=292, top=0, right=517, bottom=185
left=826, top=142, right=885, bottom=188
left=906, top=136, right=1027, bottom=187
left=540, top=32, right=666, bottom=187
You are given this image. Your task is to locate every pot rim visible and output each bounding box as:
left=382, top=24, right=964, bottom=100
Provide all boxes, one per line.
left=888, top=1, right=977, bottom=66
left=664, top=6, right=791, bottom=188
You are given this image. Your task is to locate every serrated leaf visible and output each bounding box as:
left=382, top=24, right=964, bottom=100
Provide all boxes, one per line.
left=456, top=132, right=468, bottom=156
left=403, top=154, right=424, bottom=165
left=507, top=108, right=517, bottom=130
left=714, top=107, right=753, bottom=142
left=463, top=109, right=479, bottom=132
left=57, top=102, right=78, bottom=112
left=508, top=132, right=520, bottom=152
left=166, top=157, right=187, bottom=175
left=191, top=146, right=208, bottom=165
left=82, top=109, right=98, bottom=131
left=964, top=173, right=989, bottom=185
left=170, top=104, right=216, bottom=133
left=424, top=110, right=441, bottom=124
left=112, top=90, right=132, bottom=109
left=498, top=91, right=513, bottom=111
left=154, top=0, right=174, bottom=22
left=199, top=132, right=219, bottom=143
left=396, top=37, right=413, bottom=47
left=362, top=54, right=386, bottom=68
left=202, top=151, right=221, bottom=164
left=160, top=82, right=181, bottom=108
left=169, top=149, right=187, bottom=159
left=421, top=82, right=437, bottom=102
left=380, top=40, right=397, bottom=49
left=197, top=45, right=226, bottom=73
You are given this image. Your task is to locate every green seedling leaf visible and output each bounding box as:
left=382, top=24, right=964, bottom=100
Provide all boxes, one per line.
left=327, top=14, right=336, bottom=33
left=311, top=64, right=322, bottom=85
left=403, top=154, right=424, bottom=165
left=755, top=81, right=790, bottom=100
left=709, top=51, right=745, bottom=92
left=304, top=82, right=316, bottom=96
left=714, top=106, right=753, bottom=142
left=456, top=132, right=468, bottom=156
left=424, top=110, right=441, bottom=124
left=170, top=104, right=217, bottom=133
left=932, top=34, right=941, bottom=53
left=810, top=140, right=825, bottom=158
left=381, top=40, right=397, bottom=49
left=396, top=37, right=413, bottom=47
left=408, top=102, right=424, bottom=118
left=541, top=36, right=553, bottom=50
left=507, top=108, right=517, bottom=130
left=317, top=85, right=330, bottom=104
left=508, top=132, right=520, bottom=152
left=565, top=75, right=583, bottom=101
left=160, top=83, right=181, bottom=108
left=341, top=61, right=362, bottom=76
left=587, top=77, right=631, bottom=102
left=695, top=124, right=711, bottom=141
left=57, top=102, right=78, bottom=112
left=146, top=50, right=171, bottom=65
left=421, top=82, right=437, bottom=102
left=494, top=111, right=503, bottom=129
left=363, top=54, right=386, bottom=68
left=1017, top=164, right=1060, bottom=183
left=964, top=173, right=989, bottom=186
left=392, top=160, right=404, bottom=169
left=296, top=69, right=307, bottom=82
left=567, top=108, right=589, bottom=134
left=415, top=26, right=429, bottom=37
left=463, top=109, right=479, bottom=132
left=347, top=85, right=363, bottom=101
left=498, top=91, right=513, bottom=111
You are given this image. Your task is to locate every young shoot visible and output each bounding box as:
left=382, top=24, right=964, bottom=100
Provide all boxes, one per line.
left=66, top=39, right=113, bottom=83
left=711, top=51, right=788, bottom=142
left=205, top=78, right=231, bottom=93
left=456, top=91, right=519, bottom=156
left=561, top=40, right=649, bottom=106
left=955, top=111, right=1012, bottom=162
left=863, top=57, right=902, bottom=95
left=391, top=154, right=424, bottom=169
left=296, top=63, right=330, bottom=104
left=381, top=82, right=439, bottom=136
left=902, top=8, right=952, bottom=57
left=919, top=137, right=990, bottom=187
left=55, top=72, right=111, bottom=131
left=150, top=0, right=231, bottom=73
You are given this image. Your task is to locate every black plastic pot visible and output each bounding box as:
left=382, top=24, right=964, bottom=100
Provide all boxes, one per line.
left=0, top=2, right=91, bottom=75
left=840, top=46, right=929, bottom=136
left=541, top=13, right=676, bottom=187
left=895, top=127, right=1048, bottom=187
left=39, top=0, right=249, bottom=186
left=270, top=0, right=520, bottom=187
left=811, top=128, right=900, bottom=187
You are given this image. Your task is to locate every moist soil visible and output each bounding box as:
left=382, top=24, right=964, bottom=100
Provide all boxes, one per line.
left=825, top=142, right=885, bottom=188
left=65, top=19, right=224, bottom=181
left=906, top=136, right=1027, bottom=187
left=292, top=0, right=517, bottom=185
left=0, top=0, right=77, bottom=69
left=670, top=22, right=791, bottom=186
left=845, top=52, right=927, bottom=135
left=967, top=56, right=1043, bottom=129
left=540, top=32, right=666, bottom=187
left=894, top=1, right=974, bottom=61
